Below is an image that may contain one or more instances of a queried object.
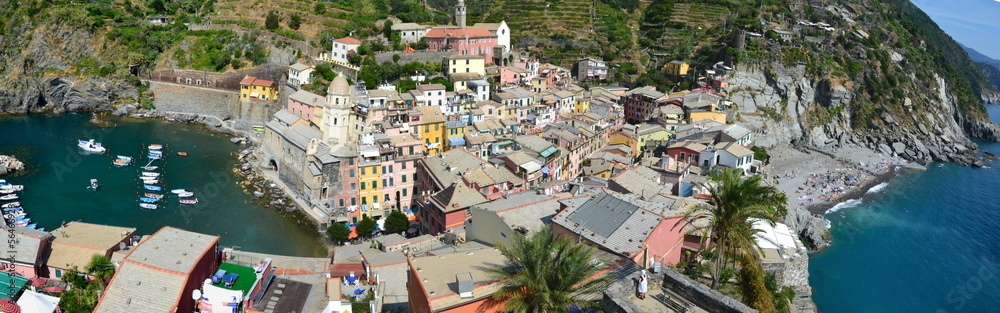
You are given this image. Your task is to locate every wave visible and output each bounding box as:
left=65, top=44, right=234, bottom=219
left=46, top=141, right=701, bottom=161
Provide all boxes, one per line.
left=866, top=182, right=888, bottom=194
left=826, top=198, right=862, bottom=214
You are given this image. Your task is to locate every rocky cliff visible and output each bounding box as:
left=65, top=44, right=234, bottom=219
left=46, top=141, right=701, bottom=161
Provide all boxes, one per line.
left=0, top=19, right=138, bottom=114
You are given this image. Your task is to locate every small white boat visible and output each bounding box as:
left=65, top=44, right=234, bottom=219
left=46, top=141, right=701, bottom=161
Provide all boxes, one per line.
left=139, top=203, right=158, bottom=210
left=148, top=144, right=163, bottom=150
left=178, top=192, right=195, bottom=198
left=140, top=179, right=159, bottom=184
left=0, top=189, right=13, bottom=194
left=89, top=179, right=99, bottom=190
left=0, top=185, right=23, bottom=191
left=1, top=202, right=19, bottom=208
left=78, top=139, right=107, bottom=153
left=0, top=194, right=17, bottom=201
left=141, top=172, right=160, bottom=177
left=179, top=198, right=198, bottom=205
left=171, top=189, right=188, bottom=194
left=142, top=166, right=159, bottom=171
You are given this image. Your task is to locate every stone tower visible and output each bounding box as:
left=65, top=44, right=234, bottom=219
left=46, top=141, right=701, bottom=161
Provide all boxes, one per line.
left=324, top=74, right=353, bottom=144
left=456, top=0, right=467, bottom=28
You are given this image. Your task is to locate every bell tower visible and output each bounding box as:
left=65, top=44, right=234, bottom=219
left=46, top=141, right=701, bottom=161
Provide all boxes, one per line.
left=456, top=0, right=467, bottom=28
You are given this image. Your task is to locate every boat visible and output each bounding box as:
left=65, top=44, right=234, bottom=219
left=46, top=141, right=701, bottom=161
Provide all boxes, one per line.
left=1, top=202, right=19, bottom=208
left=148, top=149, right=163, bottom=155
left=139, top=203, right=157, bottom=210
left=143, top=185, right=162, bottom=191
left=142, top=166, right=159, bottom=171
left=113, top=159, right=131, bottom=166
left=24, top=224, right=37, bottom=229
left=179, top=198, right=198, bottom=205
left=171, top=189, right=189, bottom=194
left=148, top=154, right=162, bottom=160
left=0, top=185, right=23, bottom=191
left=4, top=212, right=25, bottom=219
left=139, top=197, right=159, bottom=203
left=178, top=192, right=195, bottom=198
left=0, top=195, right=17, bottom=201
left=144, top=193, right=163, bottom=199
left=0, top=189, right=13, bottom=194
left=177, top=152, right=189, bottom=156
left=140, top=179, right=159, bottom=184
left=148, top=144, right=163, bottom=150
left=141, top=172, right=160, bottom=177
left=117, top=155, right=133, bottom=161
left=78, top=139, right=107, bottom=153
left=89, top=179, right=99, bottom=190
left=14, top=221, right=28, bottom=227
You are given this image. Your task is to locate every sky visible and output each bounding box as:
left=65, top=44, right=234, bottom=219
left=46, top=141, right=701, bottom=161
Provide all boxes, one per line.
left=910, top=0, right=1000, bottom=61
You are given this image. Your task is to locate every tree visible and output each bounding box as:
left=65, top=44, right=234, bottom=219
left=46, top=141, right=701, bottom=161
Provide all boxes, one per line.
left=479, top=227, right=611, bottom=313
left=681, top=168, right=787, bottom=289
left=85, top=254, right=116, bottom=289
left=384, top=210, right=409, bottom=234
left=392, top=54, right=401, bottom=63
left=739, top=256, right=778, bottom=313
left=265, top=11, right=280, bottom=30
left=383, top=20, right=394, bottom=38
left=288, top=14, right=302, bottom=30
left=314, top=2, right=326, bottom=15
left=356, top=216, right=377, bottom=238
left=347, top=51, right=362, bottom=66
left=327, top=223, right=351, bottom=243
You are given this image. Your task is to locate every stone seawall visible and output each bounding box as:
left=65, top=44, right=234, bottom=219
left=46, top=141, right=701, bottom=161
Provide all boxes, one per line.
left=146, top=81, right=278, bottom=130
left=375, top=51, right=458, bottom=64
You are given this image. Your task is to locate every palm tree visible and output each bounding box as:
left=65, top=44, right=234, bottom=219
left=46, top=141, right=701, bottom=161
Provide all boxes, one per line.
left=682, top=167, right=787, bottom=289
left=85, top=254, right=116, bottom=289
left=478, top=226, right=611, bottom=313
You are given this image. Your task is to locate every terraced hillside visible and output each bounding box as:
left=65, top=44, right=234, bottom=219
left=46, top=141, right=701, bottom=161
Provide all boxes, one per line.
left=214, top=0, right=353, bottom=40
left=503, top=0, right=596, bottom=39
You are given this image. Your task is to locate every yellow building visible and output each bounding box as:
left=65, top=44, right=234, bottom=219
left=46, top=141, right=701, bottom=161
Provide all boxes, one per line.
left=530, top=76, right=547, bottom=93
left=688, top=107, right=727, bottom=124
left=609, top=131, right=641, bottom=158
left=445, top=120, right=467, bottom=150
left=239, top=76, right=278, bottom=100
left=445, top=55, right=486, bottom=76
left=573, top=97, right=590, bottom=114
left=664, top=61, right=690, bottom=76
left=409, top=106, right=447, bottom=156
left=357, top=162, right=383, bottom=217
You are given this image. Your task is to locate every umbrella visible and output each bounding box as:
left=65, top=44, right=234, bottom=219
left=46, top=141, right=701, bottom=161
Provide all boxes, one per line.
left=354, top=289, right=364, bottom=295
left=28, top=278, right=45, bottom=287
left=42, top=287, right=65, bottom=293
left=0, top=298, right=20, bottom=313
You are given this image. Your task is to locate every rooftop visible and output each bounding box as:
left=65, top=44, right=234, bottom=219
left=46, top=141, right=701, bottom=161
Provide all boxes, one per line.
left=409, top=248, right=506, bottom=311
left=290, top=62, right=313, bottom=71
left=48, top=222, right=135, bottom=270
left=215, top=262, right=257, bottom=296
left=289, top=89, right=325, bottom=106
left=425, top=28, right=496, bottom=38
left=552, top=193, right=662, bottom=255
left=474, top=192, right=561, bottom=232
left=124, top=226, right=219, bottom=273
left=391, top=22, right=429, bottom=30
left=239, top=76, right=275, bottom=87
left=334, top=37, right=362, bottom=45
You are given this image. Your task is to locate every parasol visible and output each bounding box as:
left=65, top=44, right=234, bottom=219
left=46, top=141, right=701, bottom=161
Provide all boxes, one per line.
left=0, top=298, right=21, bottom=313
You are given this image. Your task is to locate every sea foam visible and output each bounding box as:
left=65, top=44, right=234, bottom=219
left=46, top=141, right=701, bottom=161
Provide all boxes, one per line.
left=826, top=198, right=862, bottom=214
left=866, top=182, right=888, bottom=194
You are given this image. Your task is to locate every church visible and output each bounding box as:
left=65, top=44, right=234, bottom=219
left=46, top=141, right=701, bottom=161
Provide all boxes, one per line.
left=406, top=0, right=512, bottom=64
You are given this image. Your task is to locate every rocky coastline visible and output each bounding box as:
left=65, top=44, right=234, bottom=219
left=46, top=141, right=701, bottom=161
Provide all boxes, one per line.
left=0, top=155, right=25, bottom=176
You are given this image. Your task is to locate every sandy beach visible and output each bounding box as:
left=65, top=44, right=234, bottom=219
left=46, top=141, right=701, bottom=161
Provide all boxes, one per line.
left=763, top=144, right=907, bottom=216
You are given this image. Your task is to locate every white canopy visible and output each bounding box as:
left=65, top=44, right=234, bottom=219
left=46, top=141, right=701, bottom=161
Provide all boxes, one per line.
left=16, top=290, right=59, bottom=313
left=199, top=280, right=245, bottom=313
left=322, top=300, right=354, bottom=313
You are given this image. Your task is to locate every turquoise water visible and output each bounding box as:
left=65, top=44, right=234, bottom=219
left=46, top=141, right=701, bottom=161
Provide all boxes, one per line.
left=0, top=114, right=326, bottom=257
left=811, top=105, right=1000, bottom=312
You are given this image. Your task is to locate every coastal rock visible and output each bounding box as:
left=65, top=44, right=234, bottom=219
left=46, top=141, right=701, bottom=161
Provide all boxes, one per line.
left=892, top=142, right=907, bottom=154
left=972, top=159, right=985, bottom=168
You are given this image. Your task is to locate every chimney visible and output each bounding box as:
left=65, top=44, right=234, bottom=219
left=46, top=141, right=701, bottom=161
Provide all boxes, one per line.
left=457, top=272, right=474, bottom=299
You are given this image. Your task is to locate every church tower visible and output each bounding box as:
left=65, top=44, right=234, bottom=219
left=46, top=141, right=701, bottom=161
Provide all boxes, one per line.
left=323, top=74, right=353, bottom=144
left=456, top=0, right=467, bottom=28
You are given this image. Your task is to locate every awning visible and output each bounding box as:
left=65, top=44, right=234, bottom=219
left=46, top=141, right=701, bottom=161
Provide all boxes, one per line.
left=249, top=92, right=261, bottom=98
left=526, top=115, right=535, bottom=120
left=539, top=146, right=558, bottom=158
left=449, top=137, right=466, bottom=146
left=0, top=272, right=26, bottom=299
left=519, top=161, right=542, bottom=173
left=16, top=290, right=59, bottom=313
left=361, top=150, right=379, bottom=158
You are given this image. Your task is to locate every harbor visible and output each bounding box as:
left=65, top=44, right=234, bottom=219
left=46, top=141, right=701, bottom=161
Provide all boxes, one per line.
left=0, top=113, right=327, bottom=257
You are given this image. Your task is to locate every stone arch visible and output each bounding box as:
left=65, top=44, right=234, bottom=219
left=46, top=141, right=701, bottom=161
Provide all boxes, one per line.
left=268, top=159, right=278, bottom=171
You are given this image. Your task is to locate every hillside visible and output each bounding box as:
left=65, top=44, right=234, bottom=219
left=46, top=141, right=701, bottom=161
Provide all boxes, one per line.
left=962, top=43, right=1000, bottom=69
left=978, top=63, right=1000, bottom=94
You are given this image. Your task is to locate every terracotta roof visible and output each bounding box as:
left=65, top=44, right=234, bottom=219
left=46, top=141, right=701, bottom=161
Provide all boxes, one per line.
left=425, top=28, right=496, bottom=38
left=335, top=37, right=363, bottom=45
left=239, top=76, right=275, bottom=87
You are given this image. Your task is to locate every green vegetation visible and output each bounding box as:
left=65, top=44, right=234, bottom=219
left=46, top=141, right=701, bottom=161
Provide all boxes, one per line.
left=356, top=216, right=378, bottom=238
left=327, top=222, right=351, bottom=243
left=59, top=254, right=117, bottom=313
left=384, top=210, right=410, bottom=234
left=479, top=226, right=612, bottom=312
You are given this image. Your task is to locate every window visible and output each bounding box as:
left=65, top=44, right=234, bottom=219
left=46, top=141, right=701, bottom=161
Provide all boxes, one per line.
left=361, top=167, right=366, bottom=175
left=349, top=159, right=354, bottom=166
left=403, top=189, right=408, bottom=196
left=402, top=161, right=407, bottom=169
left=389, top=165, right=394, bottom=173
left=374, top=167, right=379, bottom=175
left=362, top=197, right=368, bottom=205
left=351, top=183, right=356, bottom=191
left=361, top=182, right=366, bottom=190
left=390, top=178, right=394, bottom=186
left=435, top=124, right=440, bottom=131
left=409, top=146, right=414, bottom=154
left=466, top=68, right=470, bottom=73
left=373, top=195, right=379, bottom=203
left=339, top=199, right=345, bottom=207
left=500, top=232, right=507, bottom=239
left=402, top=175, right=407, bottom=183
left=413, top=173, right=418, bottom=181
left=382, top=166, right=386, bottom=174
left=349, top=169, right=355, bottom=177
left=351, top=197, right=357, bottom=206
left=383, top=179, right=387, bottom=187
left=466, top=60, right=470, bottom=65
left=372, top=181, right=378, bottom=189
left=424, top=125, right=430, bottom=132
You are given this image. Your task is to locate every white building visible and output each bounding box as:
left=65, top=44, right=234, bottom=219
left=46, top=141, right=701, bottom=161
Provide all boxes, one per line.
left=288, top=62, right=314, bottom=88
left=470, top=21, right=511, bottom=53
left=391, top=23, right=430, bottom=44
left=468, top=79, right=490, bottom=102
left=323, top=75, right=356, bottom=144
left=699, top=141, right=755, bottom=173
left=330, top=37, right=362, bottom=65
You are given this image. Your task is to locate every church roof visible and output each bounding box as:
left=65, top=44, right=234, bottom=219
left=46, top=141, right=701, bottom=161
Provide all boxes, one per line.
left=328, top=75, right=350, bottom=96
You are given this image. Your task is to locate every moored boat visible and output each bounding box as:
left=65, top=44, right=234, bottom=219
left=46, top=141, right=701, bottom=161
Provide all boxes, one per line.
left=149, top=144, right=163, bottom=150
left=177, top=152, right=189, bottom=156
left=178, top=192, right=195, bottom=198
left=148, top=154, right=162, bottom=160
left=142, top=166, right=159, bottom=171
left=89, top=179, right=99, bottom=190
left=0, top=185, right=23, bottom=191
left=0, top=194, right=17, bottom=201
left=1, top=202, right=19, bottom=208
left=139, top=203, right=158, bottom=210
left=24, top=223, right=37, bottom=229
left=139, top=197, right=159, bottom=203
left=171, top=189, right=188, bottom=194
left=0, top=189, right=13, bottom=194
left=113, top=159, right=131, bottom=166
left=140, top=179, right=159, bottom=184
left=144, top=193, right=163, bottom=199
left=179, top=198, right=198, bottom=205
left=143, top=185, right=162, bottom=191
left=117, top=155, right=133, bottom=161
left=141, top=172, right=160, bottom=177
left=78, top=139, right=107, bottom=153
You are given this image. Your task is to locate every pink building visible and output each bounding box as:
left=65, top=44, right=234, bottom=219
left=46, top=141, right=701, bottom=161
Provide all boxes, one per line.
left=499, top=66, right=528, bottom=85
left=425, top=28, right=497, bottom=64
left=287, top=89, right=326, bottom=126
left=0, top=227, right=52, bottom=278
left=416, top=84, right=447, bottom=107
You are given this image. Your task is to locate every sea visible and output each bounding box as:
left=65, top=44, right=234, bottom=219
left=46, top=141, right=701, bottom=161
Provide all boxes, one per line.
left=810, top=104, right=1000, bottom=312
left=0, top=113, right=327, bottom=257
